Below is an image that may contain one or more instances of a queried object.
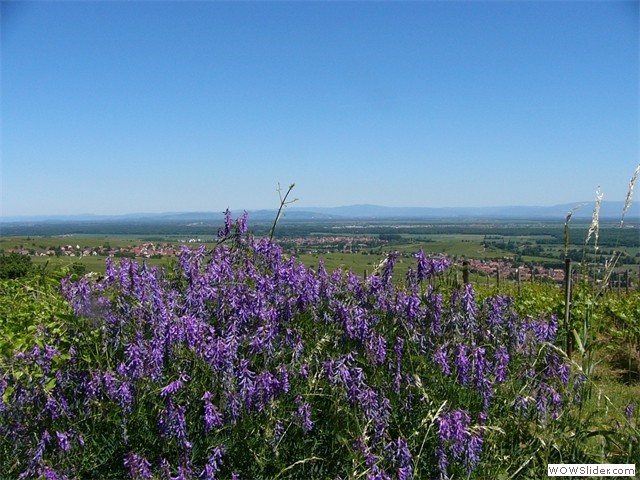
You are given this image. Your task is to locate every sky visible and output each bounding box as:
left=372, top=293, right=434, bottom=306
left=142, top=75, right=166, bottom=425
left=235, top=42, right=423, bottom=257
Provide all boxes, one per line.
left=1, top=1, right=639, bottom=217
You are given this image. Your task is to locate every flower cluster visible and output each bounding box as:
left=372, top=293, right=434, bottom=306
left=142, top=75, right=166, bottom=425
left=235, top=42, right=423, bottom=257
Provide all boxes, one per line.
left=436, top=409, right=483, bottom=478
left=1, top=213, right=579, bottom=479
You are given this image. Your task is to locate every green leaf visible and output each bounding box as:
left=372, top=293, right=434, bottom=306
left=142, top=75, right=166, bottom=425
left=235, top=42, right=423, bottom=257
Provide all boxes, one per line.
left=44, top=377, right=56, bottom=393
left=2, top=385, right=14, bottom=404
left=573, top=328, right=585, bottom=355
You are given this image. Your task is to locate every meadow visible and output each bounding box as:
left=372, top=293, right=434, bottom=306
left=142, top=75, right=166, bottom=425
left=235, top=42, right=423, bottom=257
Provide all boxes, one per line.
left=1, top=210, right=638, bottom=479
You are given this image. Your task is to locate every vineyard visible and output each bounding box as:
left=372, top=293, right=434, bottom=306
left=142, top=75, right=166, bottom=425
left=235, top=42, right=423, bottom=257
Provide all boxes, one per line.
left=1, top=212, right=638, bottom=479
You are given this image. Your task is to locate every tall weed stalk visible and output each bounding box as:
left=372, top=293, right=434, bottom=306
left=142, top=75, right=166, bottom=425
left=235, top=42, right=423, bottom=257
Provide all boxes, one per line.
left=561, top=163, right=640, bottom=463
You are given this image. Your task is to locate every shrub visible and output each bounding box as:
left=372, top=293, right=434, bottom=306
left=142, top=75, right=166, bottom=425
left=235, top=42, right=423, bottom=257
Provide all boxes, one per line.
left=0, top=252, right=33, bottom=279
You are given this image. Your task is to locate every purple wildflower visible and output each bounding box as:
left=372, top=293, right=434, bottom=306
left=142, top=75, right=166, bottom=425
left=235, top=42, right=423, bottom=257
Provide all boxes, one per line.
left=36, top=466, right=69, bottom=480
left=45, top=394, right=64, bottom=421
left=425, top=287, right=444, bottom=337
left=544, top=352, right=570, bottom=385
left=354, top=437, right=380, bottom=468
left=295, top=395, right=313, bottom=432
left=531, top=314, right=559, bottom=343
left=398, top=467, right=412, bottom=480
left=33, top=429, right=51, bottom=467
left=365, top=332, right=387, bottom=366
left=467, top=429, right=484, bottom=471
left=218, top=209, right=233, bottom=239
left=202, top=391, right=224, bottom=432
left=117, top=380, right=134, bottom=413
left=460, top=283, right=477, bottom=330
left=385, top=437, right=413, bottom=479
left=237, top=211, right=248, bottom=234
left=278, top=364, right=290, bottom=393
left=102, top=370, right=119, bottom=400
left=253, top=370, right=280, bottom=411
left=438, top=409, right=471, bottom=459
left=381, top=251, right=398, bottom=287
left=124, top=452, right=153, bottom=479
left=56, top=431, right=71, bottom=453
left=392, top=337, right=405, bottom=394
left=534, top=382, right=563, bottom=420
left=415, top=250, right=450, bottom=283
left=437, top=409, right=482, bottom=478
left=625, top=403, right=634, bottom=419
left=434, top=345, right=451, bottom=375
left=271, top=419, right=285, bottom=448
left=237, top=359, right=256, bottom=409
left=454, top=344, right=470, bottom=385
left=200, top=446, right=226, bottom=479
left=124, top=334, right=145, bottom=379
left=225, top=390, right=242, bottom=424
left=471, top=344, right=487, bottom=390
left=299, top=361, right=309, bottom=380
left=436, top=446, right=448, bottom=480
left=158, top=398, right=191, bottom=449
left=494, top=346, right=509, bottom=383
left=625, top=403, right=634, bottom=426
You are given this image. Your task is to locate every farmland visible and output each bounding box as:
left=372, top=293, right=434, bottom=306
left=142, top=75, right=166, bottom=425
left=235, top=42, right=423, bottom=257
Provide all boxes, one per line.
left=2, top=217, right=639, bottom=288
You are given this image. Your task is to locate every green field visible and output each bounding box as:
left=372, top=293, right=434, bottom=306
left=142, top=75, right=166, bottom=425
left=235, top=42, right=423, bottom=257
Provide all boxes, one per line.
left=2, top=220, right=638, bottom=286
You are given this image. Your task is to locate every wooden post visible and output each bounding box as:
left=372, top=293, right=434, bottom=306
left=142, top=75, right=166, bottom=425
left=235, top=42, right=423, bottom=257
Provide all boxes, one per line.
left=462, top=261, right=470, bottom=285
left=496, top=267, right=500, bottom=289
left=564, top=258, right=573, bottom=358
left=516, top=267, right=521, bottom=296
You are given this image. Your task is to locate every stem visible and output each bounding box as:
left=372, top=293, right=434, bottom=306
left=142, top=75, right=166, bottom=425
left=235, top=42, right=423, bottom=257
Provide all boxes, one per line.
left=564, top=258, right=573, bottom=358
left=270, top=183, right=296, bottom=242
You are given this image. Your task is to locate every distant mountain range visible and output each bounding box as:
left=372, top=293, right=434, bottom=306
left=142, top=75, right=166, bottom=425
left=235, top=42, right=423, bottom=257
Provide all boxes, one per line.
left=1, top=201, right=638, bottom=224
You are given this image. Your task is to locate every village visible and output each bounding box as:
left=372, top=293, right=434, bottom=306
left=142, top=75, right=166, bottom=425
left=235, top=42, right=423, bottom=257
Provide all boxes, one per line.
left=12, top=241, right=184, bottom=260
left=7, top=235, right=572, bottom=284
left=460, top=257, right=565, bottom=283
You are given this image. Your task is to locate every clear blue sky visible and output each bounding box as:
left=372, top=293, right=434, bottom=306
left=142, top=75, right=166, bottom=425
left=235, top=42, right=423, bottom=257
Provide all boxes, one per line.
left=1, top=1, right=638, bottom=217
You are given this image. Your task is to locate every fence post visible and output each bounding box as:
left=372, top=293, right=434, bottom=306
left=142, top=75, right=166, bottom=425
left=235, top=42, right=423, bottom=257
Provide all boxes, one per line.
left=462, top=261, right=470, bottom=285
left=564, top=258, right=573, bottom=358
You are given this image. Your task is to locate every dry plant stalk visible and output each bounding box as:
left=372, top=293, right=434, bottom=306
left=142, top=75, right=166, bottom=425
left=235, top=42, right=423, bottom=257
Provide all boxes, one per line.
left=620, top=163, right=640, bottom=227
left=564, top=203, right=586, bottom=258
left=585, top=186, right=603, bottom=252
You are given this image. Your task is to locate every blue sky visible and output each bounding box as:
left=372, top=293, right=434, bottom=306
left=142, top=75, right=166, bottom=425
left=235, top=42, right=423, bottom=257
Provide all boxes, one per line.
left=1, top=1, right=638, bottom=216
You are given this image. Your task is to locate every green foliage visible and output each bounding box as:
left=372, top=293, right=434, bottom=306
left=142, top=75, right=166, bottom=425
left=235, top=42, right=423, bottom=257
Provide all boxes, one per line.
left=602, top=291, right=640, bottom=347
left=0, top=271, right=76, bottom=358
left=510, top=282, right=565, bottom=318
left=0, top=252, right=32, bottom=279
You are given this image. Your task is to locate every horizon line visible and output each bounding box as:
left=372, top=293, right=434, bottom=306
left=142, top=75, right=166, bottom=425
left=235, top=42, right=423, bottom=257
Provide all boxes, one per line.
left=1, top=199, right=636, bottom=221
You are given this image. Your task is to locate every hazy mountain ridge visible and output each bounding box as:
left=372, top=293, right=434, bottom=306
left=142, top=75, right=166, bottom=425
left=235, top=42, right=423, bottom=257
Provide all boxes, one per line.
left=293, top=201, right=639, bottom=220
left=1, top=201, right=638, bottom=224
